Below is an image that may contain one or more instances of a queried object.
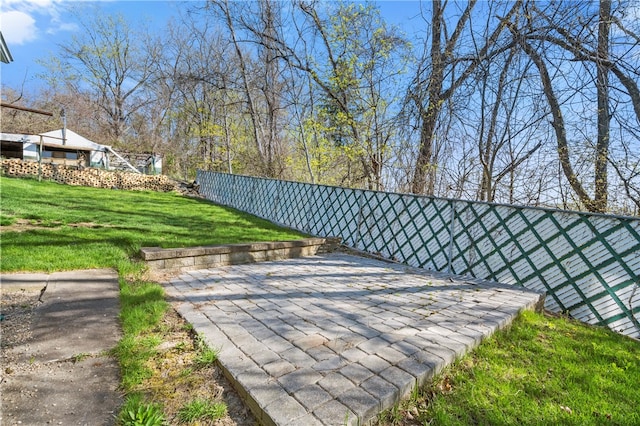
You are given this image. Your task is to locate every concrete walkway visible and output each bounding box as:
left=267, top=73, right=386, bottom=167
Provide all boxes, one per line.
left=164, top=253, right=544, bottom=426
left=1, top=269, right=122, bottom=426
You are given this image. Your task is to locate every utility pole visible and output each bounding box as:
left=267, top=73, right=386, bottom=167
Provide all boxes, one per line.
left=61, top=108, right=67, bottom=145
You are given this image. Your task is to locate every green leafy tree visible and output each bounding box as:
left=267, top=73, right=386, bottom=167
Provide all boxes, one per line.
left=284, top=1, right=410, bottom=189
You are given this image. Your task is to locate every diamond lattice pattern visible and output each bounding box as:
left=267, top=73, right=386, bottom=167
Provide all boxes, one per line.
left=196, top=171, right=640, bottom=338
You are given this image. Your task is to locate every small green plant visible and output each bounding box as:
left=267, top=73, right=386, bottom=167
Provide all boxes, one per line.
left=194, top=345, right=219, bottom=368
left=0, top=213, right=16, bottom=226
left=193, top=333, right=219, bottom=368
left=343, top=410, right=351, bottom=426
left=410, top=384, right=420, bottom=400
left=119, top=394, right=165, bottom=426
left=377, top=403, right=403, bottom=424
left=71, top=353, right=91, bottom=363
left=179, top=368, right=193, bottom=378
left=177, top=398, right=227, bottom=423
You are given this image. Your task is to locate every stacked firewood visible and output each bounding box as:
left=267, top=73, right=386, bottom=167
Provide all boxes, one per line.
left=1, top=159, right=41, bottom=176
left=0, top=159, right=177, bottom=192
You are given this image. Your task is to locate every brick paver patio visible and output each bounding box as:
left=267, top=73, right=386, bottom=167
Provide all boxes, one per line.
left=164, top=253, right=544, bottom=425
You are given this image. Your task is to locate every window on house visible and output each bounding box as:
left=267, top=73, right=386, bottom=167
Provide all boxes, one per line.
left=43, top=148, right=79, bottom=160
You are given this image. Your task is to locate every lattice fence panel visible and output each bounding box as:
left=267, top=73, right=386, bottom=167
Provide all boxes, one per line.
left=402, top=197, right=452, bottom=272
left=250, top=178, right=276, bottom=220
left=306, top=186, right=361, bottom=246
left=357, top=190, right=390, bottom=254
left=450, top=201, right=640, bottom=336
left=274, top=180, right=311, bottom=231
left=197, top=170, right=226, bottom=204
left=356, top=193, right=452, bottom=272
left=196, top=171, right=640, bottom=338
left=234, top=174, right=257, bottom=214
left=306, top=185, right=332, bottom=237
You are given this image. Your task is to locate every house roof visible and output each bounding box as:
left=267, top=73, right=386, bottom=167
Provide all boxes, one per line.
left=0, top=31, right=13, bottom=64
left=39, top=129, right=109, bottom=151
left=1, top=129, right=109, bottom=152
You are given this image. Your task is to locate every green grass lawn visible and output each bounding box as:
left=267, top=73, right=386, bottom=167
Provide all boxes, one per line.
left=2, top=176, right=638, bottom=426
left=378, top=310, right=640, bottom=425
left=0, top=176, right=304, bottom=272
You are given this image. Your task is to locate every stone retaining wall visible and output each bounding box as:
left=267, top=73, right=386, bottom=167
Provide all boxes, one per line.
left=1, top=159, right=176, bottom=192
left=141, top=238, right=341, bottom=275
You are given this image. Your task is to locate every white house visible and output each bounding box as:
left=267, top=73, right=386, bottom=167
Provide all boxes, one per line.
left=1, top=129, right=162, bottom=174
left=1, top=129, right=109, bottom=168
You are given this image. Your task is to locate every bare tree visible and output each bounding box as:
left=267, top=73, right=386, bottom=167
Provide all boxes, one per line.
left=408, top=0, right=522, bottom=195
left=238, top=1, right=409, bottom=189
left=152, top=10, right=251, bottom=178
left=42, top=10, right=157, bottom=147
left=506, top=0, right=640, bottom=212
left=206, top=0, right=290, bottom=178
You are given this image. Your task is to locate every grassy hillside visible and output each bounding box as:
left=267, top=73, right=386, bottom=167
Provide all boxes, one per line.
left=0, top=176, right=305, bottom=272
left=2, top=176, right=638, bottom=426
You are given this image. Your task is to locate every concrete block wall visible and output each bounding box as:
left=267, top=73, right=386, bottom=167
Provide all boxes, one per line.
left=141, top=238, right=339, bottom=275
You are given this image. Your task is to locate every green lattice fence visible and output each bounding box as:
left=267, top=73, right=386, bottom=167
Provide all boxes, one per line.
left=197, top=171, right=640, bottom=338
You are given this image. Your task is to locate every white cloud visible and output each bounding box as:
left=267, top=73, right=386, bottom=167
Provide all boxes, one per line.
left=0, top=0, right=76, bottom=45
left=47, top=21, right=79, bottom=35
left=2, top=0, right=56, bottom=12
left=1, top=11, right=38, bottom=45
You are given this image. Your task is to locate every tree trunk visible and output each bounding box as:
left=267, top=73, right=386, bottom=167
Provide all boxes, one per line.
left=594, top=0, right=611, bottom=213
left=411, top=0, right=445, bottom=195
left=220, top=0, right=267, bottom=174
left=512, top=29, right=596, bottom=211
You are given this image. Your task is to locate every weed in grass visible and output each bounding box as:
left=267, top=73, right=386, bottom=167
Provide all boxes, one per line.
left=194, top=347, right=219, bottom=368
left=0, top=213, right=16, bottom=226
left=177, top=398, right=227, bottom=423
left=179, top=368, right=193, bottom=378
left=377, top=403, right=403, bottom=425
left=113, top=334, right=162, bottom=391
left=118, top=393, right=165, bottom=426
left=411, top=384, right=421, bottom=400
left=193, top=333, right=219, bottom=368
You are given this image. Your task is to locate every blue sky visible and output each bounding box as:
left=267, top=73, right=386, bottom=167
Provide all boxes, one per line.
left=1, top=1, right=181, bottom=90
left=0, top=0, right=426, bottom=93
